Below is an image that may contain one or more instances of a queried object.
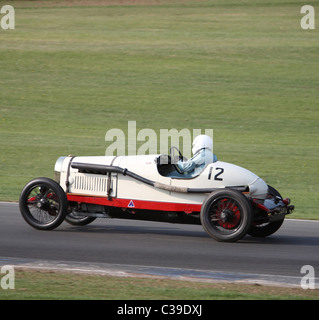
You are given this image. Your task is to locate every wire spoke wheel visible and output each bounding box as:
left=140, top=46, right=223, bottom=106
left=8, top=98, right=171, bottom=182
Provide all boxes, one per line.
left=200, top=189, right=252, bottom=242
left=26, top=186, right=60, bottom=223
left=209, top=198, right=242, bottom=233
left=19, top=178, right=68, bottom=230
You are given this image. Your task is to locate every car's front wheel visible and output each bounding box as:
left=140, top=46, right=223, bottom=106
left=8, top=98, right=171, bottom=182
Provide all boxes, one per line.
left=200, top=189, right=253, bottom=242
left=19, top=177, right=68, bottom=230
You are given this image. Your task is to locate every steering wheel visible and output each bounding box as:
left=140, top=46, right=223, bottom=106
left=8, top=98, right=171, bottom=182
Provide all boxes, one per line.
left=169, top=146, right=184, bottom=174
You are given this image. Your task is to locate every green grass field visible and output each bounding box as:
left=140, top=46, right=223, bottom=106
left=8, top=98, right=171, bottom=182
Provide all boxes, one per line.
left=0, top=0, right=318, bottom=221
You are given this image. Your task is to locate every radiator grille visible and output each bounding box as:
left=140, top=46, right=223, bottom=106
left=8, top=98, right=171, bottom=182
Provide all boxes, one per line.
left=69, top=173, right=117, bottom=197
left=74, top=175, right=108, bottom=193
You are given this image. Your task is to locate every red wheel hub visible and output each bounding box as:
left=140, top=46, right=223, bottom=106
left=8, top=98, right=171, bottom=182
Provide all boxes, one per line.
left=216, top=199, right=241, bottom=229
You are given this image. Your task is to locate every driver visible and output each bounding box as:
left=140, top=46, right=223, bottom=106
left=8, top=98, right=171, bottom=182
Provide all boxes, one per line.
left=176, top=135, right=216, bottom=177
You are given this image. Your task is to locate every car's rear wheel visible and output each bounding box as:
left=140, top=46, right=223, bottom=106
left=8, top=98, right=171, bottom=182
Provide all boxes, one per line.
left=248, top=185, right=285, bottom=238
left=19, top=177, right=68, bottom=230
left=200, top=189, right=253, bottom=242
left=65, top=213, right=96, bottom=226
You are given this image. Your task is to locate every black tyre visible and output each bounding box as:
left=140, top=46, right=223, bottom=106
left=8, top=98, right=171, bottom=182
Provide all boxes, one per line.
left=248, top=185, right=284, bottom=238
left=19, top=177, right=68, bottom=230
left=200, top=189, right=253, bottom=242
left=65, top=213, right=96, bottom=226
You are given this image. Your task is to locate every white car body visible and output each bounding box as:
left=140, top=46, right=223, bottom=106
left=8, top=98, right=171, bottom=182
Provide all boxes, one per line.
left=55, top=154, right=268, bottom=212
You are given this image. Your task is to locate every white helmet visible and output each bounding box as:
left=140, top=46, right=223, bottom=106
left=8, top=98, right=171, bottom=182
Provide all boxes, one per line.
left=192, top=135, right=213, bottom=154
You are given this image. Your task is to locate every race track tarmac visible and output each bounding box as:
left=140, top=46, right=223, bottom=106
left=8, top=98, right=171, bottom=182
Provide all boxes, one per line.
left=1, top=202, right=318, bottom=287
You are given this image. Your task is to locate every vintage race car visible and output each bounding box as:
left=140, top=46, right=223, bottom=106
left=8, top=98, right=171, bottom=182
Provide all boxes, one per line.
left=19, top=149, right=294, bottom=242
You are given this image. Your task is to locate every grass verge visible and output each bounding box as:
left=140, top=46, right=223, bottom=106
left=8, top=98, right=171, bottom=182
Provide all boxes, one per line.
left=0, top=269, right=318, bottom=300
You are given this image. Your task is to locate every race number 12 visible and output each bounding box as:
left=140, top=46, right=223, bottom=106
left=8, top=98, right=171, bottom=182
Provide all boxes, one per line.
left=208, top=167, right=224, bottom=181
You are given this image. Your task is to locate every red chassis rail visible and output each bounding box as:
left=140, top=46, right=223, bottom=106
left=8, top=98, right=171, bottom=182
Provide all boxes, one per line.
left=67, top=194, right=202, bottom=214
